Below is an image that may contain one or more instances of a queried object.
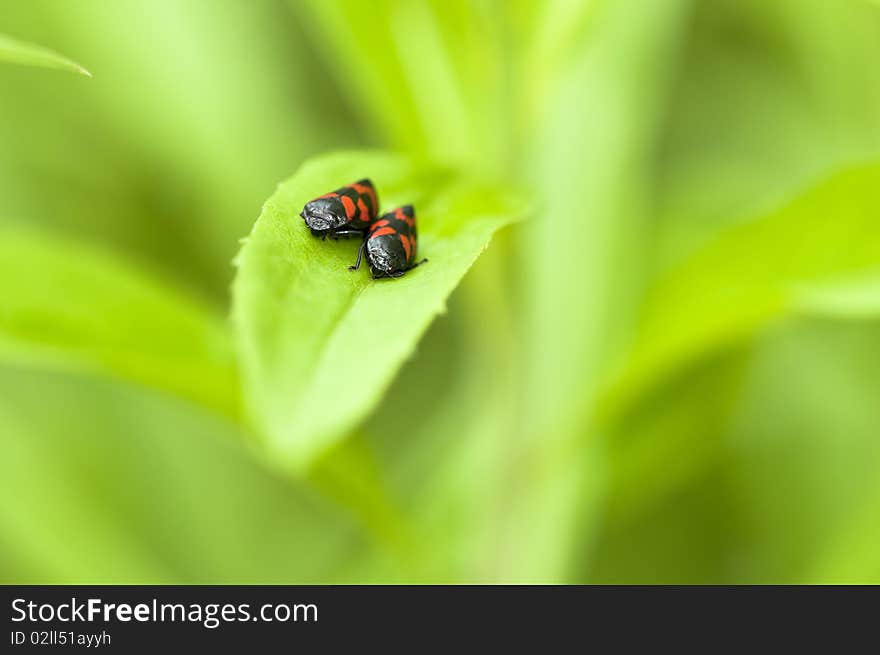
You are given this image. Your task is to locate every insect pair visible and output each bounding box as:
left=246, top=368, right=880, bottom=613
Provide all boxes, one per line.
left=299, top=179, right=427, bottom=279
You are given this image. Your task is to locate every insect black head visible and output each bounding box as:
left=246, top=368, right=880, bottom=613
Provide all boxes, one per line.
left=301, top=196, right=346, bottom=232
left=366, top=234, right=408, bottom=275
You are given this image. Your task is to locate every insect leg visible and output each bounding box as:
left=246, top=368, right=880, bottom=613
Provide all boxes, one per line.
left=330, top=228, right=364, bottom=240
left=348, top=236, right=368, bottom=271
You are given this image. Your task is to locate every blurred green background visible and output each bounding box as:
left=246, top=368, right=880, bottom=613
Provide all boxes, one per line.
left=2, top=0, right=880, bottom=583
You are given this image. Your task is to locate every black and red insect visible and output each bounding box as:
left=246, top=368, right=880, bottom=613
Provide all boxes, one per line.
left=350, top=205, right=427, bottom=279
left=300, top=178, right=379, bottom=239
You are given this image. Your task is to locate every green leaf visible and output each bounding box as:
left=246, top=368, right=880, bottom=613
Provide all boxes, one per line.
left=601, top=161, right=880, bottom=418
left=794, top=272, right=880, bottom=319
left=233, top=150, right=523, bottom=470
left=502, top=0, right=693, bottom=581
left=293, top=1, right=494, bottom=169
left=722, top=319, right=880, bottom=582
left=652, top=0, right=880, bottom=270
left=0, top=33, right=90, bottom=76
left=603, top=350, right=749, bottom=526
left=588, top=0, right=880, bottom=561
left=0, top=368, right=364, bottom=583
left=0, top=2, right=360, bottom=301
left=0, top=229, right=238, bottom=417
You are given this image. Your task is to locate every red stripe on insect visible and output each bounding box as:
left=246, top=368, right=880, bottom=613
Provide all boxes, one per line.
left=370, top=219, right=390, bottom=233
left=370, top=226, right=396, bottom=239
left=352, top=183, right=378, bottom=212
left=357, top=197, right=370, bottom=222
left=400, top=234, right=412, bottom=261
left=395, top=207, right=415, bottom=226
left=340, top=195, right=356, bottom=219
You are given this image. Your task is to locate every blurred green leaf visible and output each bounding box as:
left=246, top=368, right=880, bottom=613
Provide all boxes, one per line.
left=0, top=368, right=365, bottom=583
left=503, top=0, right=693, bottom=581
left=0, top=0, right=361, bottom=300
left=794, top=272, right=880, bottom=319
left=295, top=0, right=606, bottom=178
left=307, top=434, right=416, bottom=575
left=723, top=319, right=880, bottom=582
left=587, top=468, right=735, bottom=583
left=587, top=0, right=880, bottom=572
left=233, top=150, right=524, bottom=470
left=810, top=479, right=880, bottom=583
left=293, top=0, right=514, bottom=175
left=0, top=229, right=238, bottom=417
left=603, top=162, right=880, bottom=418
left=0, top=33, right=91, bottom=76
left=604, top=351, right=749, bottom=525
left=653, top=0, right=880, bottom=268
left=589, top=319, right=880, bottom=583
left=360, top=263, right=535, bottom=582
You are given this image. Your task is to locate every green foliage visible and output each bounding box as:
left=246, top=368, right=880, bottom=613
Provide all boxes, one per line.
left=293, top=0, right=512, bottom=172
left=604, top=163, right=880, bottom=418
left=2, top=0, right=880, bottom=584
left=795, top=274, right=880, bottom=319
left=233, top=151, right=523, bottom=469
left=0, top=229, right=238, bottom=417
left=0, top=33, right=90, bottom=76
left=725, top=320, right=880, bottom=582
left=0, top=369, right=363, bottom=583
left=0, top=0, right=360, bottom=299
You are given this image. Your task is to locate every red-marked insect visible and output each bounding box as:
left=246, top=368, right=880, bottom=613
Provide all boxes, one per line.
left=300, top=178, right=379, bottom=239
left=350, top=205, right=427, bottom=279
